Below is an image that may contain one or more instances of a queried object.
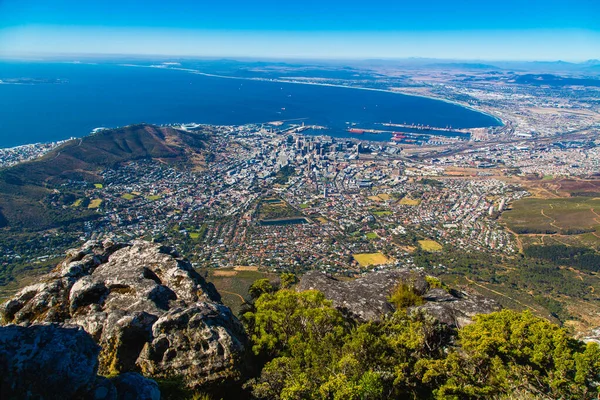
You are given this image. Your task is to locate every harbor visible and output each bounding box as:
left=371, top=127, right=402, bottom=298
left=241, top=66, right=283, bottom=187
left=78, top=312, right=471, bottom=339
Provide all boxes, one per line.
left=344, top=122, right=471, bottom=144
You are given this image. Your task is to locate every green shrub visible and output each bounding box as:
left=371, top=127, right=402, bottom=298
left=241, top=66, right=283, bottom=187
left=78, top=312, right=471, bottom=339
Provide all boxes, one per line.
left=280, top=272, right=298, bottom=289
left=248, top=278, right=275, bottom=300
left=388, top=283, right=424, bottom=309
left=243, top=286, right=600, bottom=400
left=425, top=276, right=450, bottom=292
left=190, top=393, right=212, bottom=400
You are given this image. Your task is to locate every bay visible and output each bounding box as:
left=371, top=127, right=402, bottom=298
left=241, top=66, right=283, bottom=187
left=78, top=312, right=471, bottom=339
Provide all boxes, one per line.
left=0, top=61, right=501, bottom=148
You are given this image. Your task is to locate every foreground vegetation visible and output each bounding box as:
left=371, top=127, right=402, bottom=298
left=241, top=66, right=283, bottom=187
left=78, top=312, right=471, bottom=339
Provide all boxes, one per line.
left=240, top=279, right=600, bottom=400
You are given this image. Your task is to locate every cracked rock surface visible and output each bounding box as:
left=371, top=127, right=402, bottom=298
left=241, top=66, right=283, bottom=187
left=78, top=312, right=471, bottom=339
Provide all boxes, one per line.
left=1, top=240, right=247, bottom=389
left=297, top=270, right=500, bottom=327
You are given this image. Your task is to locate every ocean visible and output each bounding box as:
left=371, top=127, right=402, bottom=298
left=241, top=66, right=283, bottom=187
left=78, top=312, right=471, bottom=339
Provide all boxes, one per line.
left=0, top=61, right=501, bottom=148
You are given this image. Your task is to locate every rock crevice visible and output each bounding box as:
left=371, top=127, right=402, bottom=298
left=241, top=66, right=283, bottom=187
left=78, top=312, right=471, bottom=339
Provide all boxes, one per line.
left=1, top=240, right=247, bottom=389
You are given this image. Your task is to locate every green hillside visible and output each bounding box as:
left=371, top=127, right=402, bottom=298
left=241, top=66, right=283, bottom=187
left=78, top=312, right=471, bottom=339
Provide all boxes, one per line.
left=0, top=124, right=207, bottom=231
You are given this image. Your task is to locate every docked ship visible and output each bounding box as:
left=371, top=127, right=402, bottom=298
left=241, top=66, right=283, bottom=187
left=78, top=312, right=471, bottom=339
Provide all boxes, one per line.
left=347, top=128, right=365, bottom=134
left=391, top=132, right=406, bottom=141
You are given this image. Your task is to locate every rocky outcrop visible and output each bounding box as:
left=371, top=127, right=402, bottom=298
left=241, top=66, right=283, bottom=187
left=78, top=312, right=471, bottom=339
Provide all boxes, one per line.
left=137, top=303, right=247, bottom=387
left=92, top=376, right=119, bottom=400
left=1, top=240, right=247, bottom=390
left=110, top=373, right=161, bottom=400
left=0, top=324, right=100, bottom=399
left=297, top=270, right=500, bottom=327
left=414, top=288, right=501, bottom=328
left=0, top=323, right=160, bottom=400
left=582, top=327, right=600, bottom=345
left=296, top=270, right=429, bottom=321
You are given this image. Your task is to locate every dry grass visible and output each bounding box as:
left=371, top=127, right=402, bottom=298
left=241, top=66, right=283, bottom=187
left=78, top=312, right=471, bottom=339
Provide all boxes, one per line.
left=369, top=194, right=393, bottom=202
left=501, top=197, right=600, bottom=240
left=233, top=266, right=259, bottom=271
left=400, top=197, right=421, bottom=206
left=564, top=298, right=600, bottom=339
left=213, top=270, right=238, bottom=277
left=418, top=240, right=443, bottom=252
left=353, top=252, right=391, bottom=267
left=88, top=199, right=103, bottom=209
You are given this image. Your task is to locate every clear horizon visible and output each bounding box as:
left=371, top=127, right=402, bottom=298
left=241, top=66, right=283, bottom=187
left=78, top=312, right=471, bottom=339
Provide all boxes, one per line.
left=0, top=0, right=599, bottom=61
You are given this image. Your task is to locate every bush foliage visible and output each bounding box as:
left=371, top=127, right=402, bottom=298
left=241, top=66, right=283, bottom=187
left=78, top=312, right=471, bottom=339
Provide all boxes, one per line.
left=242, top=288, right=600, bottom=400
left=388, top=283, right=424, bottom=309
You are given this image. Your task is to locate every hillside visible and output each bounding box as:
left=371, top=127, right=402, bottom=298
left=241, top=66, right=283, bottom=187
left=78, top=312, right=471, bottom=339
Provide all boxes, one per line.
left=0, top=124, right=208, bottom=230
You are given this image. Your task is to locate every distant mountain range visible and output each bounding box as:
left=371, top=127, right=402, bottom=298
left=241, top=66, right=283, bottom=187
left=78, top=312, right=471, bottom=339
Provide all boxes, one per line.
left=424, top=62, right=501, bottom=70
left=354, top=58, right=600, bottom=74
left=514, top=74, right=600, bottom=87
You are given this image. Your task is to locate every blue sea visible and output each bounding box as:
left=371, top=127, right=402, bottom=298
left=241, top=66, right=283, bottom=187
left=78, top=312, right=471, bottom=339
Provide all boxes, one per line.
left=0, top=61, right=501, bottom=148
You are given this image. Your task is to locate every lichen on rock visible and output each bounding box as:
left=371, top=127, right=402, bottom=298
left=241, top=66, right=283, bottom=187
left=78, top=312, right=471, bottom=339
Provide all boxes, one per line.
left=0, top=240, right=248, bottom=390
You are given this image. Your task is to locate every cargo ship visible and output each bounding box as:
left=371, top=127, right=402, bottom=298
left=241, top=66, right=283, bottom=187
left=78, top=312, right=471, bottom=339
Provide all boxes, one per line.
left=391, top=132, right=406, bottom=141
left=347, top=128, right=365, bottom=134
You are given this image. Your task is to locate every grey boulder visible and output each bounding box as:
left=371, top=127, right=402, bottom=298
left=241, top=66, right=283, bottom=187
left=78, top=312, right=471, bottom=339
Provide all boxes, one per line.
left=1, top=240, right=247, bottom=390
left=0, top=324, right=100, bottom=400
left=297, top=270, right=500, bottom=327
left=110, top=373, right=160, bottom=400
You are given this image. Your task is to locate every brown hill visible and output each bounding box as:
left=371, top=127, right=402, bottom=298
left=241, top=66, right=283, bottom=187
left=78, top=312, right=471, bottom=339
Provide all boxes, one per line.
left=0, top=124, right=208, bottom=230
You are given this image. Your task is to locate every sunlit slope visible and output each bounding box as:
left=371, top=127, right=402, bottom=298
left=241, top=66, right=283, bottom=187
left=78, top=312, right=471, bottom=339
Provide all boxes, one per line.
left=0, top=124, right=207, bottom=230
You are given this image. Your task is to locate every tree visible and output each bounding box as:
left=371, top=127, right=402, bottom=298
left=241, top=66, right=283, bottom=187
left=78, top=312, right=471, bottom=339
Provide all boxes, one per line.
left=280, top=272, right=298, bottom=289
left=244, top=289, right=452, bottom=399
left=243, top=286, right=600, bottom=400
left=417, top=310, right=600, bottom=399
left=335, top=309, right=451, bottom=399
left=244, top=289, right=348, bottom=357
left=248, top=279, right=275, bottom=300
left=244, top=289, right=350, bottom=399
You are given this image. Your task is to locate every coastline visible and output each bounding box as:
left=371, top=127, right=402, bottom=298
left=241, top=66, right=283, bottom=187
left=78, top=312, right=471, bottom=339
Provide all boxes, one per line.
left=0, top=61, right=504, bottom=149
left=119, top=63, right=505, bottom=128
left=0, top=139, right=72, bottom=166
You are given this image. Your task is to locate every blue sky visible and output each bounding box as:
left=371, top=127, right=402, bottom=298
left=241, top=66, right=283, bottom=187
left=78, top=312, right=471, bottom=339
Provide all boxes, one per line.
left=0, top=0, right=598, bottom=60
